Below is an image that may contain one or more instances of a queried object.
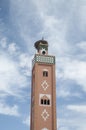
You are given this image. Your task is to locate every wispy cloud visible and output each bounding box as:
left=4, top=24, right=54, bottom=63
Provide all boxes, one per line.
left=57, top=58, right=86, bottom=92
left=58, top=117, right=86, bottom=130
left=8, top=42, right=19, bottom=55
left=0, top=37, right=7, bottom=48
left=19, top=53, right=32, bottom=76
left=67, top=105, right=86, bottom=113
left=58, top=104, right=86, bottom=130
left=57, top=87, right=70, bottom=98
left=23, top=116, right=30, bottom=127
left=0, top=54, right=28, bottom=97
left=0, top=103, right=19, bottom=116
left=0, top=0, right=86, bottom=130
left=76, top=41, right=86, bottom=51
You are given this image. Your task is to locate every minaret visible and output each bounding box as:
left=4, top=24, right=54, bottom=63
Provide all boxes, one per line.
left=30, top=39, right=57, bottom=130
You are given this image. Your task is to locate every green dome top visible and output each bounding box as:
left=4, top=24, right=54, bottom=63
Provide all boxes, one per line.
left=34, top=40, right=48, bottom=49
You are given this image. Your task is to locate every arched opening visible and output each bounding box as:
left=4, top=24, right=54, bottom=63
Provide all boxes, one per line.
left=47, top=100, right=50, bottom=105
left=41, top=99, right=43, bottom=104
left=44, top=99, right=47, bottom=105
left=43, top=71, right=48, bottom=77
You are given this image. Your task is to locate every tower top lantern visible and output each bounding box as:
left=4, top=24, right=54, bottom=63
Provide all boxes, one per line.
left=34, top=39, right=48, bottom=55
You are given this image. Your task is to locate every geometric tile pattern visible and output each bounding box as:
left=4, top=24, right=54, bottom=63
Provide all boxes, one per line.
left=41, top=109, right=49, bottom=121
left=41, top=80, right=49, bottom=91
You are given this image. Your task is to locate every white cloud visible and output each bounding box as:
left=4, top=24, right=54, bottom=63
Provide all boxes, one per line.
left=58, top=117, right=86, bottom=130
left=67, top=105, right=86, bottom=113
left=76, top=41, right=86, bottom=51
left=0, top=19, right=5, bottom=36
left=0, top=37, right=7, bottom=48
left=18, top=53, right=33, bottom=76
left=9, top=0, right=69, bottom=56
left=23, top=116, right=30, bottom=126
left=58, top=126, right=69, bottom=130
left=0, top=37, right=20, bottom=56
left=78, top=0, right=86, bottom=31
left=57, top=58, right=86, bottom=92
left=58, top=103, right=86, bottom=130
left=0, top=54, right=28, bottom=98
left=8, top=42, right=19, bottom=54
left=8, top=0, right=86, bottom=56
left=0, top=1, right=85, bottom=130
left=9, top=0, right=35, bottom=45
left=19, top=53, right=32, bottom=68
left=0, top=103, right=19, bottom=116
left=57, top=89, right=70, bottom=98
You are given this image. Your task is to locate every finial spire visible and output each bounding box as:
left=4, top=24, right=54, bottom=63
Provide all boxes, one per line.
left=42, top=37, right=44, bottom=41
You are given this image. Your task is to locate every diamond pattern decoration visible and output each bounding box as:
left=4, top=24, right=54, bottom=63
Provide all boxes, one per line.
left=41, top=109, right=49, bottom=121
left=41, top=80, right=49, bottom=91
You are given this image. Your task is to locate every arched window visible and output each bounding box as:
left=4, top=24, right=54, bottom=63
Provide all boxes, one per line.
left=40, top=94, right=51, bottom=106
left=40, top=99, right=50, bottom=105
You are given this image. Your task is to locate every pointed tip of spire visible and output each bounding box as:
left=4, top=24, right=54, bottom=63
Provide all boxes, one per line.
left=42, top=37, right=44, bottom=41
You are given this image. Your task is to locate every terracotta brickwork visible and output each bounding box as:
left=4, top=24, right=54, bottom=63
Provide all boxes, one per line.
left=30, top=40, right=57, bottom=130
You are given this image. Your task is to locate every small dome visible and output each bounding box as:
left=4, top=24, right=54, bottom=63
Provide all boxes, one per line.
left=34, top=39, right=48, bottom=49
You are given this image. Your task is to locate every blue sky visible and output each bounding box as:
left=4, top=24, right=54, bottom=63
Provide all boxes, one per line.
left=0, top=0, right=86, bottom=130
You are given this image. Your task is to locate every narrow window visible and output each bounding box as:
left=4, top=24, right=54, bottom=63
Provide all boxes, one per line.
left=44, top=99, right=47, bottom=105
left=47, top=100, right=50, bottom=105
left=46, top=71, right=48, bottom=77
left=40, top=99, right=50, bottom=105
left=43, top=71, right=48, bottom=77
left=41, top=99, right=43, bottom=104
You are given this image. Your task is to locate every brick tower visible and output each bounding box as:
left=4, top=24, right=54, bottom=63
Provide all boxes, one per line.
left=30, top=39, right=57, bottom=130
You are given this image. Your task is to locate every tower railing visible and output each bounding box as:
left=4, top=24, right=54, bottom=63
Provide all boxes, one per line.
left=32, top=54, right=55, bottom=67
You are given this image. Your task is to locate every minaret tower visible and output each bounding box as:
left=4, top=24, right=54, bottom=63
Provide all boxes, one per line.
left=30, top=39, right=57, bottom=130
